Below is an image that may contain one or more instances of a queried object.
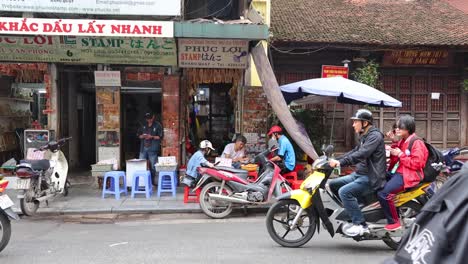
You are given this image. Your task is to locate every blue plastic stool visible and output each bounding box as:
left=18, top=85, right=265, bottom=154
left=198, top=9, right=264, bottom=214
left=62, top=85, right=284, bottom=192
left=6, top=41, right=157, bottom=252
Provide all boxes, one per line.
left=157, top=171, right=177, bottom=198
left=102, top=171, right=127, bottom=200
left=131, top=170, right=153, bottom=199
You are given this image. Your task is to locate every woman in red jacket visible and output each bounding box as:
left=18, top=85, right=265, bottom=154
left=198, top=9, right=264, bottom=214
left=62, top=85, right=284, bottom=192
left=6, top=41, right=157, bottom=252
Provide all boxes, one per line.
left=378, top=115, right=428, bottom=231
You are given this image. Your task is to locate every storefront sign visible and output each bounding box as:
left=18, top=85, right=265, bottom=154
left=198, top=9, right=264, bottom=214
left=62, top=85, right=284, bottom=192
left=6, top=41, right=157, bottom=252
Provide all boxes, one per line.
left=178, top=39, right=249, bottom=69
left=0, top=0, right=180, bottom=16
left=0, top=17, right=173, bottom=37
left=321, top=65, right=349, bottom=78
left=95, top=71, right=121, bottom=87
left=0, top=35, right=177, bottom=66
left=382, top=50, right=451, bottom=67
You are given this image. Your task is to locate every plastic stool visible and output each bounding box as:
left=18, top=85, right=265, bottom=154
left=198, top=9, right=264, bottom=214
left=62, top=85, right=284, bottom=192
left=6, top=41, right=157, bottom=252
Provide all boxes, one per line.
left=291, top=180, right=304, bottom=190
left=247, top=171, right=258, bottom=182
left=157, top=171, right=177, bottom=198
left=183, top=186, right=201, bottom=203
left=102, top=171, right=127, bottom=200
left=131, top=170, right=153, bottom=199
left=283, top=171, right=298, bottom=184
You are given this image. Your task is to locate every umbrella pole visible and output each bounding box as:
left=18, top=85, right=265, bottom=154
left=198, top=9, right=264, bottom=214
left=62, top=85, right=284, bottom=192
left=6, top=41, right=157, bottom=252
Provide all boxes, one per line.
left=329, top=101, right=337, bottom=145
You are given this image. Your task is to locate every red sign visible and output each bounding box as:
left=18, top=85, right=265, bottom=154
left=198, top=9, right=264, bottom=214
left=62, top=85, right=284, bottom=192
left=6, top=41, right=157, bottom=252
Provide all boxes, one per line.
left=321, top=65, right=349, bottom=78
left=0, top=17, right=173, bottom=37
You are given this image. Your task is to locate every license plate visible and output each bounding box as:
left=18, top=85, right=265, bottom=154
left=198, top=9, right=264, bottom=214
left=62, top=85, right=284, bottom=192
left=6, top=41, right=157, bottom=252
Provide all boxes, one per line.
left=0, top=194, right=14, bottom=210
left=17, top=178, right=31, bottom=189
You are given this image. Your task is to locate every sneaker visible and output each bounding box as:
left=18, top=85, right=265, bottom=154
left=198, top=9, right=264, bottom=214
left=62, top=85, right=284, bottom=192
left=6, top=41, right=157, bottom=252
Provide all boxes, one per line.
left=343, top=224, right=370, bottom=237
left=384, top=222, right=402, bottom=231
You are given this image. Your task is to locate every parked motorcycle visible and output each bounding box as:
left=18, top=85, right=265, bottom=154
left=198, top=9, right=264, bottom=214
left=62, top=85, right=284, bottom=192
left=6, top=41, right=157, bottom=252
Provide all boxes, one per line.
left=266, top=145, right=431, bottom=250
left=0, top=177, right=20, bottom=253
left=194, top=148, right=292, bottom=219
left=430, top=146, right=468, bottom=194
left=15, top=137, right=71, bottom=216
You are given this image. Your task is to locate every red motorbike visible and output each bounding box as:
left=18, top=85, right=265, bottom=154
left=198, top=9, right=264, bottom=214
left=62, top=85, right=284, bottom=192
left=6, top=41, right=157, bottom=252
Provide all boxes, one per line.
left=193, top=148, right=292, bottom=219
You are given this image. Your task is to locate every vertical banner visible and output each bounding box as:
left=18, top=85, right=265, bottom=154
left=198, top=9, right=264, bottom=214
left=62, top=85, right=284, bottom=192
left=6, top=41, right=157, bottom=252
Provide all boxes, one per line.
left=94, top=71, right=121, bottom=167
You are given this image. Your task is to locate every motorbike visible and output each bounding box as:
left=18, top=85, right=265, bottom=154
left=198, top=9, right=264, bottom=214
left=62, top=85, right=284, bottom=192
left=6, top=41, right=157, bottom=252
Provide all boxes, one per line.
left=430, top=146, right=468, bottom=194
left=265, top=145, right=431, bottom=250
left=193, top=148, right=292, bottom=219
left=15, top=137, right=71, bottom=216
left=0, top=177, right=20, bottom=253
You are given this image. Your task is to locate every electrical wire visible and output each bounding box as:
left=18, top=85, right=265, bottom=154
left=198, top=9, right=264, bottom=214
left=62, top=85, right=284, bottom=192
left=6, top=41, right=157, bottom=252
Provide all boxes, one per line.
left=184, top=0, right=219, bottom=16
left=269, top=43, right=329, bottom=55
left=205, top=0, right=233, bottom=18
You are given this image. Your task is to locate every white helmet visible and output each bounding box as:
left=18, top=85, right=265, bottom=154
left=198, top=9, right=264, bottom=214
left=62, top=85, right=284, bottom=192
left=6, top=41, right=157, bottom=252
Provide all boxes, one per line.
left=199, top=140, right=215, bottom=150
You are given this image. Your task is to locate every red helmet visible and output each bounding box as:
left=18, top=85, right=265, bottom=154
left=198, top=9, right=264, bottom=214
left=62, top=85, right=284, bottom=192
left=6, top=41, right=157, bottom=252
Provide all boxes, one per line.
left=267, top=125, right=282, bottom=136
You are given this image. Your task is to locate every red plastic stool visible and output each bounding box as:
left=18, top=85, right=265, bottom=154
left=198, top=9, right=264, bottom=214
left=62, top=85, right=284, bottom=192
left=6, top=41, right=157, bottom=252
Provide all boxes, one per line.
left=183, top=186, right=201, bottom=203
left=283, top=171, right=298, bottom=184
left=247, top=171, right=258, bottom=182
left=291, top=180, right=304, bottom=190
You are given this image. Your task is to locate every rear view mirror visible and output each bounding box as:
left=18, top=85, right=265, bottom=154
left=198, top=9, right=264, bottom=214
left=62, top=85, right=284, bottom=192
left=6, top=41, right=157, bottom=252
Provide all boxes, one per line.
left=324, top=145, right=334, bottom=156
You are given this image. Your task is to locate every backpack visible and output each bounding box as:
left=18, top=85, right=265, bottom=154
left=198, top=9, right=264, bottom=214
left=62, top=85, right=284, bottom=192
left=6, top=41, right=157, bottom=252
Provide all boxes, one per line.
left=408, top=137, right=444, bottom=182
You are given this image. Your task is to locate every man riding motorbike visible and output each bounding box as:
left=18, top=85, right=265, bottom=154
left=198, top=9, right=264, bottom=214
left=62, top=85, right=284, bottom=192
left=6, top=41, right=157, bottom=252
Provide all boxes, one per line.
left=268, top=125, right=296, bottom=175
left=327, top=109, right=387, bottom=236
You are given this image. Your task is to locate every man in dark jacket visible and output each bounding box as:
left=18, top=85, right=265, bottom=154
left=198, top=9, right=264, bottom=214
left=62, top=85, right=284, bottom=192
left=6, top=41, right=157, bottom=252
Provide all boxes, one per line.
left=137, top=112, right=163, bottom=180
left=384, top=162, right=468, bottom=264
left=328, top=109, right=387, bottom=237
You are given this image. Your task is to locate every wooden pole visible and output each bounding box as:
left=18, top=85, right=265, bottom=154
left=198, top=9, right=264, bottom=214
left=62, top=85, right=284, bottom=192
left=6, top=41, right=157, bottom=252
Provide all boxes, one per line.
left=251, top=44, right=319, bottom=160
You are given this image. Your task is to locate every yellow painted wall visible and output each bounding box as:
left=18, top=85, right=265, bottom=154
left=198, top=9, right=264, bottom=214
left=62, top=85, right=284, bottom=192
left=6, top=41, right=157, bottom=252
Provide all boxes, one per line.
left=249, top=0, right=270, bottom=87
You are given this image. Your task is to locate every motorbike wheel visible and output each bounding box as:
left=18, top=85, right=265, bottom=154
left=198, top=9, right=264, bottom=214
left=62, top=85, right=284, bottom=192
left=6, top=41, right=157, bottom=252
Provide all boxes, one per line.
left=266, top=199, right=317, bottom=247
left=20, top=198, right=39, bottom=216
left=382, top=201, right=422, bottom=250
left=0, top=213, right=12, bottom=253
left=199, top=182, right=233, bottom=219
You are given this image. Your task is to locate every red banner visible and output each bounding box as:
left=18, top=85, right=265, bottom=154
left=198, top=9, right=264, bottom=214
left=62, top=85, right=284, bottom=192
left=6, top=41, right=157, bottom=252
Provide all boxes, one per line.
left=321, top=65, right=349, bottom=78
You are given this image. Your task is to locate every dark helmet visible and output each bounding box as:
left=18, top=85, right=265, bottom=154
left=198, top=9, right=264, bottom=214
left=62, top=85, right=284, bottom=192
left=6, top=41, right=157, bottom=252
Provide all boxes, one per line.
left=397, top=115, right=416, bottom=134
left=350, top=109, right=373, bottom=124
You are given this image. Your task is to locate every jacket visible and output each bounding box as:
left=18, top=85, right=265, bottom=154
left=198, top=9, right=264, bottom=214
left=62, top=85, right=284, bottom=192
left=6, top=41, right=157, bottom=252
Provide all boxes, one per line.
left=338, top=127, right=387, bottom=191
left=388, top=134, right=428, bottom=189
left=384, top=162, right=468, bottom=264
left=138, top=121, right=163, bottom=153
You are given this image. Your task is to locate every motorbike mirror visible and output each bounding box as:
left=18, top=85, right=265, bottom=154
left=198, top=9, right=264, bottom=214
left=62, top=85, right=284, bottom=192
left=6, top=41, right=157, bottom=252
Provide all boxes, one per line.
left=324, top=145, right=334, bottom=156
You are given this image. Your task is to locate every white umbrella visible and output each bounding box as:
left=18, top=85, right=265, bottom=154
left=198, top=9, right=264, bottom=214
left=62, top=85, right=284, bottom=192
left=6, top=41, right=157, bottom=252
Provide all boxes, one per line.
left=281, top=76, right=402, bottom=108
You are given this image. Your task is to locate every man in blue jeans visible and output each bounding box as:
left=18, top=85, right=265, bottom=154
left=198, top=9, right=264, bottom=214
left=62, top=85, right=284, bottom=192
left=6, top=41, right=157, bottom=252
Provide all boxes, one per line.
left=137, top=112, right=163, bottom=183
left=327, top=109, right=387, bottom=237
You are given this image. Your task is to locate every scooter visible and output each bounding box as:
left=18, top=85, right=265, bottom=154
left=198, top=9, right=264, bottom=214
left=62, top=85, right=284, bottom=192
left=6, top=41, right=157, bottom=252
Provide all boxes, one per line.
left=429, top=146, right=468, bottom=195
left=0, top=177, right=20, bottom=253
left=194, top=148, right=292, bottom=219
left=15, top=137, right=71, bottom=216
left=266, top=145, right=431, bottom=250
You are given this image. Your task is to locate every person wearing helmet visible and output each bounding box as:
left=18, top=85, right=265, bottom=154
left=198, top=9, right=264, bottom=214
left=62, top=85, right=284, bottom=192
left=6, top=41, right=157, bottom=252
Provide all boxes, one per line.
left=327, top=109, right=387, bottom=237
left=183, top=140, right=216, bottom=187
left=268, top=125, right=296, bottom=174
left=378, top=115, right=428, bottom=231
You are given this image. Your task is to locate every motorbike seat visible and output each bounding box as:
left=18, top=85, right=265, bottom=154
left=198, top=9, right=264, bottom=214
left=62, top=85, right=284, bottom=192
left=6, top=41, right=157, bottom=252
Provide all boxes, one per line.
left=404, top=182, right=426, bottom=193
left=19, top=159, right=50, bottom=171
left=215, top=166, right=249, bottom=180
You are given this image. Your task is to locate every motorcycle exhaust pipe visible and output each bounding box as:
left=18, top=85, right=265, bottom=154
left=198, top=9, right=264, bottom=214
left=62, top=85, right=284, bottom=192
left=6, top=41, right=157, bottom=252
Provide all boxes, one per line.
left=208, top=194, right=250, bottom=204
left=35, top=194, right=56, bottom=203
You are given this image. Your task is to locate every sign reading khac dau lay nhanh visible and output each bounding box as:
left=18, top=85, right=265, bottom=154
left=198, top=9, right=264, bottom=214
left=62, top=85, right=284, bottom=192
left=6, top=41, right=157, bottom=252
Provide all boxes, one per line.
left=0, top=17, right=173, bottom=37
left=178, top=39, right=249, bottom=69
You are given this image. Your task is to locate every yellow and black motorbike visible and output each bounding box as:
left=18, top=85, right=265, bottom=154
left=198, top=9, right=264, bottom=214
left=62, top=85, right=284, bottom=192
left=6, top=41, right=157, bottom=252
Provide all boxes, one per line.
left=265, top=145, right=431, bottom=250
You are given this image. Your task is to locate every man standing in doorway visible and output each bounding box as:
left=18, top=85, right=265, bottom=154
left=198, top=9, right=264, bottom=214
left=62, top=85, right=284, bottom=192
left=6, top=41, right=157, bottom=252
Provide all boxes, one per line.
left=137, top=112, right=163, bottom=183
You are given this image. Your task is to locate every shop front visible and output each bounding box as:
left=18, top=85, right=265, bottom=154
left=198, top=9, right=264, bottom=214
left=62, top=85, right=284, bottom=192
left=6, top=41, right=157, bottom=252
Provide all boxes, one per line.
left=0, top=17, right=178, bottom=175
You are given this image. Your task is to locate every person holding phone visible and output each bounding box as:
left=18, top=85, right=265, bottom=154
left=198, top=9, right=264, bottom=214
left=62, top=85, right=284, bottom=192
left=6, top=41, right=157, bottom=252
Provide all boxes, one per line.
left=137, top=112, right=163, bottom=182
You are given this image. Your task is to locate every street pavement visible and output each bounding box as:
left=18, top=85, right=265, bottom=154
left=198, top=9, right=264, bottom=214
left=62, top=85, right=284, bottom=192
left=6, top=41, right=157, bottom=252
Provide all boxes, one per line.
left=1, top=214, right=394, bottom=264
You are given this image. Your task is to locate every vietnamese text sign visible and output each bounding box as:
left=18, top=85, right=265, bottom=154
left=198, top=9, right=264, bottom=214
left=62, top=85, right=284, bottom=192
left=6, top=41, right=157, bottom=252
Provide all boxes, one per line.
left=382, top=50, right=451, bottom=67
left=0, top=0, right=180, bottom=16
left=0, top=35, right=176, bottom=66
left=321, top=65, right=349, bottom=78
left=0, top=17, right=173, bottom=37
left=95, top=71, right=121, bottom=87
left=178, top=39, right=249, bottom=69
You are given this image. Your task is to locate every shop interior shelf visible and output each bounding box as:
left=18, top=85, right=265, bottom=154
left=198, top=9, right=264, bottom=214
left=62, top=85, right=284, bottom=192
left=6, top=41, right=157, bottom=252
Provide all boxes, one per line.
left=0, top=97, right=34, bottom=103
